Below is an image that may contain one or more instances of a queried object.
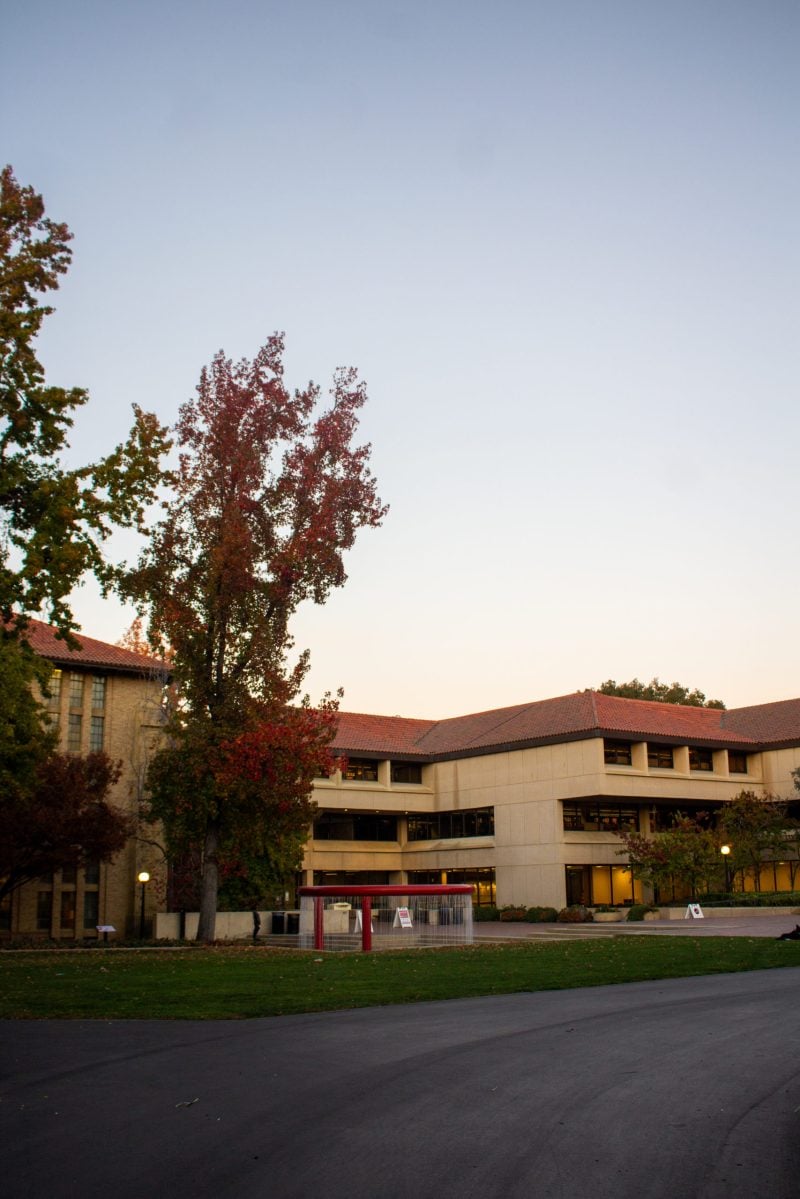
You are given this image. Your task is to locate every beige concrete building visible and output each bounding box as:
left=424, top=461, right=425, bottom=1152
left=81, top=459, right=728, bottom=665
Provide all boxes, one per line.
left=306, top=693, right=800, bottom=909
left=0, top=621, right=167, bottom=939
left=7, top=619, right=800, bottom=932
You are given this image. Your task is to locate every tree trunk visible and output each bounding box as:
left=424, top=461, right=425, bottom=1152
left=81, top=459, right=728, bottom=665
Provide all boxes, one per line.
left=196, top=822, right=220, bottom=942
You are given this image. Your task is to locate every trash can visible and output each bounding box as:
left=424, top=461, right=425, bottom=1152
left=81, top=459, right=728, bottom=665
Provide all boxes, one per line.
left=286, top=912, right=300, bottom=935
left=271, top=911, right=286, bottom=934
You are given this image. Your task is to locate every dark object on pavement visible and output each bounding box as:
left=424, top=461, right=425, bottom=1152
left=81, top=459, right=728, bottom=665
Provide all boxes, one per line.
left=252, top=910, right=261, bottom=941
left=776, top=924, right=800, bottom=940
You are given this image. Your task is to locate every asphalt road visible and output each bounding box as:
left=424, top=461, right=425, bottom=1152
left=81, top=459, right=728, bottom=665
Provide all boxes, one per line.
left=2, top=967, right=799, bottom=1199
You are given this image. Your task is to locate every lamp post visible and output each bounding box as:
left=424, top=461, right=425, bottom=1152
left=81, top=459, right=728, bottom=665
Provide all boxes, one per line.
left=137, top=870, right=150, bottom=939
left=720, top=844, right=732, bottom=894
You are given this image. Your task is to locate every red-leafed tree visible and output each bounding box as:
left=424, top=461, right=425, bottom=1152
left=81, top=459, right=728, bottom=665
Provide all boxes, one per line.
left=0, top=747, right=130, bottom=904
left=127, top=335, right=386, bottom=940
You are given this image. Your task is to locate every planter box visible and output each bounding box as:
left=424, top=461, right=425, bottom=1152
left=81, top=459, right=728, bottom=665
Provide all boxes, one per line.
left=593, top=911, right=624, bottom=922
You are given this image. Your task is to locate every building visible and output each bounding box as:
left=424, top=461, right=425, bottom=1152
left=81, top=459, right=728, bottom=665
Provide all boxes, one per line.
left=305, top=691, right=800, bottom=909
left=6, top=618, right=800, bottom=932
left=0, top=621, right=167, bottom=939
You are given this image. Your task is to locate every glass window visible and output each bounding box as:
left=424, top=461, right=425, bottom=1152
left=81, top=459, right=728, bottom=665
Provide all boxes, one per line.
left=67, top=713, right=82, bottom=751
left=61, top=864, right=76, bottom=885
left=0, top=892, right=11, bottom=931
left=648, top=745, right=674, bottom=769
left=60, top=890, right=76, bottom=928
left=406, top=807, right=495, bottom=841
left=563, top=802, right=640, bottom=833
left=69, top=672, right=84, bottom=708
left=90, top=715, right=104, bottom=751
left=83, top=891, right=99, bottom=929
left=391, top=762, right=423, bottom=784
left=312, top=813, right=398, bottom=841
left=46, top=668, right=62, bottom=711
left=689, top=747, right=714, bottom=772
left=91, top=675, right=106, bottom=710
left=84, top=862, right=100, bottom=885
left=36, top=891, right=52, bottom=931
left=342, top=758, right=380, bottom=782
left=728, top=751, right=748, bottom=774
left=604, top=740, right=633, bottom=766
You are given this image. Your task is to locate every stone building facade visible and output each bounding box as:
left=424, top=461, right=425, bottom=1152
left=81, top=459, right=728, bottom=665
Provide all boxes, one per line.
left=0, top=621, right=167, bottom=939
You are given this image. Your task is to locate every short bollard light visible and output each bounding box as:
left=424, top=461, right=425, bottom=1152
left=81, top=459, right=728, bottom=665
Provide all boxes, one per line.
left=137, top=870, right=150, bottom=939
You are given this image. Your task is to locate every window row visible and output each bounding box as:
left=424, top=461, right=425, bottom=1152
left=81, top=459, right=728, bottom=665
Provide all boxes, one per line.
left=407, top=808, right=494, bottom=841
left=318, top=758, right=424, bottom=784
left=604, top=740, right=748, bottom=774
left=563, top=801, right=726, bottom=834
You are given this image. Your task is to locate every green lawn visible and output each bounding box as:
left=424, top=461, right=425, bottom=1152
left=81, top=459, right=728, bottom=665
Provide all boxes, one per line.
left=2, top=937, right=799, bottom=1020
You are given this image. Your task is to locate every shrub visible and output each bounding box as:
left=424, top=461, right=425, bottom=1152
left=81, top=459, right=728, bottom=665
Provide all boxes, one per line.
left=593, top=904, right=620, bottom=913
left=557, top=904, right=593, bottom=923
left=472, top=906, right=500, bottom=922
left=627, top=904, right=659, bottom=922
left=499, top=905, right=528, bottom=922
left=526, top=906, right=558, bottom=923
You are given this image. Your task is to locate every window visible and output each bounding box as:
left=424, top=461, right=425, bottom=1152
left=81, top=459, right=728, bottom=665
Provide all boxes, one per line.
left=649, top=804, right=719, bottom=832
left=313, top=812, right=398, bottom=841
left=0, top=891, right=11, bottom=931
left=60, top=890, right=76, bottom=928
left=728, top=751, right=748, bottom=774
left=90, top=716, right=104, bottom=751
left=407, top=867, right=496, bottom=906
left=47, top=668, right=62, bottom=711
left=83, top=891, right=99, bottom=929
left=647, top=745, right=674, bottom=769
left=67, top=713, right=82, bottom=751
left=562, top=802, right=640, bottom=832
left=407, top=807, right=495, bottom=841
left=36, top=891, right=52, bottom=931
left=61, top=864, right=76, bottom=885
left=91, top=675, right=106, bottom=710
left=391, top=762, right=423, bottom=784
left=689, top=747, right=714, bottom=772
left=312, top=870, right=391, bottom=886
left=342, top=758, right=379, bottom=782
left=604, top=740, right=632, bottom=766
left=69, top=672, right=84, bottom=708
left=84, top=862, right=100, bottom=885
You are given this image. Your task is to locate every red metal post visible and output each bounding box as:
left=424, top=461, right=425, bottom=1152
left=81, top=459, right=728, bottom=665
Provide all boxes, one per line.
left=314, top=896, right=324, bottom=950
left=362, top=897, right=372, bottom=952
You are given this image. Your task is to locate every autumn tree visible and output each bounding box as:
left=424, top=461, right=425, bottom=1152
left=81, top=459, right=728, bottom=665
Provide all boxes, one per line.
left=618, top=816, right=722, bottom=901
left=127, top=336, right=386, bottom=940
left=717, top=790, right=789, bottom=889
left=597, top=677, right=725, bottom=709
left=0, top=164, right=171, bottom=640
left=0, top=736, right=130, bottom=904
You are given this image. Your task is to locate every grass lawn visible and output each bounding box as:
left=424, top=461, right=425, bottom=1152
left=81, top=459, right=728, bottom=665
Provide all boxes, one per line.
left=2, top=936, right=800, bottom=1020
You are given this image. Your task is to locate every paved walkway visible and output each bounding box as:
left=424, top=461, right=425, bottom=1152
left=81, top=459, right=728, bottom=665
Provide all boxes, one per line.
left=474, top=912, right=800, bottom=941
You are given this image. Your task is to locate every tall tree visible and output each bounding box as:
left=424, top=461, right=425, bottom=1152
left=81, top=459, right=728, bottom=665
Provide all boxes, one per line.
left=717, top=790, right=789, bottom=889
left=618, top=816, right=722, bottom=901
left=0, top=165, right=171, bottom=640
left=128, top=336, right=386, bottom=940
left=597, top=677, right=725, bottom=709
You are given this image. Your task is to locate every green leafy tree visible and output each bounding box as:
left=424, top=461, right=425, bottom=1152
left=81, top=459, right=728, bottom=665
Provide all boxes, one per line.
left=597, top=677, right=725, bottom=709
left=0, top=165, right=171, bottom=639
left=129, top=336, right=386, bottom=940
left=718, top=790, right=789, bottom=889
left=618, top=816, right=722, bottom=901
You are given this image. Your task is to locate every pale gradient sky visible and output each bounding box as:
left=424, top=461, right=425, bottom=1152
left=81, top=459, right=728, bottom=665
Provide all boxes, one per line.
left=2, top=0, right=798, bottom=717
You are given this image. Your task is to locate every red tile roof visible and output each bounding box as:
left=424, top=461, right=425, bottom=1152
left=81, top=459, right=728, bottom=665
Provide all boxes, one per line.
left=333, top=690, right=800, bottom=758
left=21, top=619, right=167, bottom=675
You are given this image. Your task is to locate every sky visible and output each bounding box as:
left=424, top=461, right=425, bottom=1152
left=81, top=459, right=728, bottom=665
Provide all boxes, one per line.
left=2, top=0, right=799, bottom=718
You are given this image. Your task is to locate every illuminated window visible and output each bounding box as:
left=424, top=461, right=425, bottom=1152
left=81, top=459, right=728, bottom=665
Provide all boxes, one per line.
left=47, top=669, right=62, bottom=710
left=342, top=758, right=379, bottom=782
